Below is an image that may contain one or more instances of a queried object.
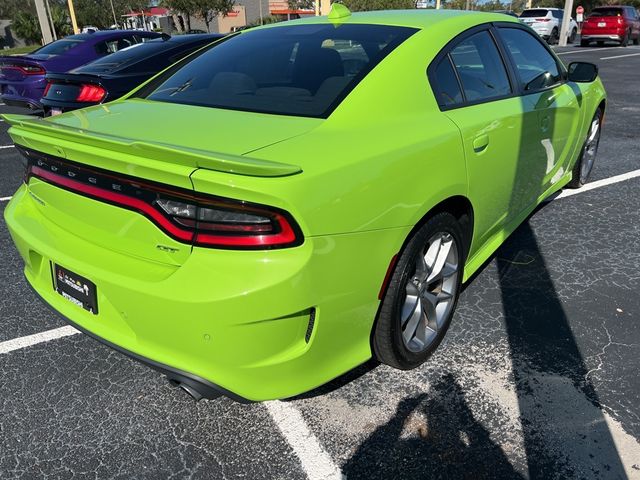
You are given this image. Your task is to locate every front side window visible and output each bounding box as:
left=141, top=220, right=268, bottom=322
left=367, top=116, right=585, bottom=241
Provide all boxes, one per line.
left=141, top=24, right=416, bottom=118
left=449, top=31, right=511, bottom=103
left=498, top=28, right=561, bottom=91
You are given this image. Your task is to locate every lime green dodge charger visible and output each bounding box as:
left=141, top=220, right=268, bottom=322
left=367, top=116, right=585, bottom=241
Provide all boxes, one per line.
left=3, top=8, right=605, bottom=401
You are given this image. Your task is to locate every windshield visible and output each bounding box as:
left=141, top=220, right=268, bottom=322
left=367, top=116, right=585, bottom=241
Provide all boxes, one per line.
left=520, top=9, right=549, bottom=18
left=32, top=38, right=84, bottom=55
left=142, top=23, right=416, bottom=118
left=589, top=8, right=623, bottom=17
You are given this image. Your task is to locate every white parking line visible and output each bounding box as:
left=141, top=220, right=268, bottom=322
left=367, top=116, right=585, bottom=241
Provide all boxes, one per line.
left=0, top=322, right=344, bottom=479
left=600, top=52, right=640, bottom=60
left=265, top=401, right=344, bottom=480
left=0, top=326, right=79, bottom=354
left=553, top=168, right=640, bottom=200
left=556, top=46, right=623, bottom=55
left=0, top=145, right=14, bottom=149
left=1, top=166, right=639, bottom=479
left=0, top=196, right=12, bottom=202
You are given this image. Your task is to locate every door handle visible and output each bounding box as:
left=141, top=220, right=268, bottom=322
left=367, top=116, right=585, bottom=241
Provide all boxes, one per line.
left=473, top=134, right=489, bottom=153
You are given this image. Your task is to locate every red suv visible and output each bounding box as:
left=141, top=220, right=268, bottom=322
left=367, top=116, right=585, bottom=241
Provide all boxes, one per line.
left=581, top=6, right=640, bottom=46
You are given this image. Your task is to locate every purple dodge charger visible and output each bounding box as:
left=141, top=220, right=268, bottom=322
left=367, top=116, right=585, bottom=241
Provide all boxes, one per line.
left=0, top=30, right=161, bottom=111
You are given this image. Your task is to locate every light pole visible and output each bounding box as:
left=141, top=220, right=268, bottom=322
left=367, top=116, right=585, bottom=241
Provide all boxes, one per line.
left=67, top=0, right=79, bottom=34
left=34, top=0, right=54, bottom=44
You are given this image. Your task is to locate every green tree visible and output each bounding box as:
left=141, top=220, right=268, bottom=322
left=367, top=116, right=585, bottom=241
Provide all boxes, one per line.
left=11, top=10, right=41, bottom=44
left=163, top=0, right=197, bottom=30
left=342, top=0, right=415, bottom=11
left=192, top=0, right=235, bottom=32
left=288, top=0, right=314, bottom=11
left=73, top=0, right=148, bottom=29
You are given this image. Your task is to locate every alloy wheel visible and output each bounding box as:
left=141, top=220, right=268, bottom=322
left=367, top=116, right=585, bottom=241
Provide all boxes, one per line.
left=400, top=232, right=459, bottom=353
left=580, top=114, right=601, bottom=183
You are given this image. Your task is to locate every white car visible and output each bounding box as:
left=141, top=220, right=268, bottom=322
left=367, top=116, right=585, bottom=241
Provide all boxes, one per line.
left=519, top=8, right=579, bottom=44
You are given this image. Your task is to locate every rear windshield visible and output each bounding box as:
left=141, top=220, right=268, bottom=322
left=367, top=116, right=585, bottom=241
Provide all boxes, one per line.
left=77, top=42, right=170, bottom=73
left=520, top=9, right=549, bottom=17
left=141, top=23, right=416, bottom=118
left=589, top=8, right=623, bottom=17
left=32, top=39, right=84, bottom=55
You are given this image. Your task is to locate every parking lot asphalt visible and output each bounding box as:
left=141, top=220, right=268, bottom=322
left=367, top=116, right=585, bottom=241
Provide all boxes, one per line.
left=1, top=44, right=639, bottom=480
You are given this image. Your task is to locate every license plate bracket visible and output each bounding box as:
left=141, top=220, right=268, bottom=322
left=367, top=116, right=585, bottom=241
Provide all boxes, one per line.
left=52, top=263, right=99, bottom=314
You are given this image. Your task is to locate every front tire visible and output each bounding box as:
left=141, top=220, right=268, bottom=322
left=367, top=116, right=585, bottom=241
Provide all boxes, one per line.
left=373, top=212, right=465, bottom=370
left=568, top=108, right=603, bottom=188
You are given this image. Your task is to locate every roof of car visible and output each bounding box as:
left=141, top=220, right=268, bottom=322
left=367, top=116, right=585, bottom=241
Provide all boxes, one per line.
left=65, top=30, right=158, bottom=40
left=265, top=9, right=518, bottom=30
left=156, top=33, right=224, bottom=43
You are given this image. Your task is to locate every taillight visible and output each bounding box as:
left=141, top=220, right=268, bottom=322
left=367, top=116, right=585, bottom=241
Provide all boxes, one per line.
left=76, top=84, right=106, bottom=102
left=20, top=147, right=302, bottom=249
left=1, top=64, right=46, bottom=75
left=43, top=82, right=52, bottom=97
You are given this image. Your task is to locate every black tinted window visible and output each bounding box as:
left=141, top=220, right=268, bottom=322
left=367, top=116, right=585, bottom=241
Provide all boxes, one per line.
left=552, top=10, right=563, bottom=19
left=33, top=39, right=83, bottom=55
left=499, top=28, right=561, bottom=91
left=449, top=31, right=511, bottom=102
left=520, top=9, right=549, bottom=18
left=143, top=24, right=416, bottom=118
left=433, top=57, right=463, bottom=106
left=589, top=8, right=623, bottom=17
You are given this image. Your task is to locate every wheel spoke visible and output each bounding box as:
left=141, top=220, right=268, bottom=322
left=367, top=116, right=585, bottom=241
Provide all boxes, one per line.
left=402, top=298, right=423, bottom=344
left=588, top=120, right=599, bottom=144
left=426, top=237, right=453, bottom=283
left=424, top=237, right=442, bottom=272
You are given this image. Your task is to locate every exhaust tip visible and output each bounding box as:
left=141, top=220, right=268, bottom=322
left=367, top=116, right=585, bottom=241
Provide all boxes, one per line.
left=166, top=375, right=220, bottom=402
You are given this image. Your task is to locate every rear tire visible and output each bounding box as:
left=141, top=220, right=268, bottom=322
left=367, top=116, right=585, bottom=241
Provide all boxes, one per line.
left=548, top=28, right=559, bottom=45
left=621, top=30, right=630, bottom=47
left=372, top=212, right=465, bottom=370
left=569, top=28, right=577, bottom=43
left=568, top=108, right=603, bottom=189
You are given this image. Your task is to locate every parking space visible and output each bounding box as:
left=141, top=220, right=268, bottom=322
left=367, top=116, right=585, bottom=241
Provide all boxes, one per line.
left=1, top=46, right=639, bottom=479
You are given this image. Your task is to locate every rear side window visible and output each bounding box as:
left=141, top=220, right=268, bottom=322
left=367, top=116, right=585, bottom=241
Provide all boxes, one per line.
left=433, top=57, right=463, bottom=107
left=520, top=9, right=549, bottom=18
left=95, top=36, right=136, bottom=55
left=142, top=24, right=416, bottom=118
left=551, top=10, right=564, bottom=19
left=449, top=31, right=511, bottom=102
left=498, top=28, right=561, bottom=91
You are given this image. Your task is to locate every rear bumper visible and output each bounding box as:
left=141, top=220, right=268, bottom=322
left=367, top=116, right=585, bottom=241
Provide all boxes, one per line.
left=5, top=184, right=409, bottom=401
left=580, top=34, right=623, bottom=41
left=0, top=76, right=46, bottom=111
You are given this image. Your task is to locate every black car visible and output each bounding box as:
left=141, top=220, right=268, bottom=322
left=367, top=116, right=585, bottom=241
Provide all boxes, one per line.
left=41, top=34, right=225, bottom=115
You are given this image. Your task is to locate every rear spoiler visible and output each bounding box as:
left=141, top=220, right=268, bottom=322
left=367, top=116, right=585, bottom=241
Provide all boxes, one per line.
left=1, top=114, right=302, bottom=177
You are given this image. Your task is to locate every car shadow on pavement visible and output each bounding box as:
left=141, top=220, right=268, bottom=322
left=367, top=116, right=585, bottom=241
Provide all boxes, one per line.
left=496, top=221, right=627, bottom=478
left=342, top=374, right=524, bottom=480
left=343, top=220, right=627, bottom=479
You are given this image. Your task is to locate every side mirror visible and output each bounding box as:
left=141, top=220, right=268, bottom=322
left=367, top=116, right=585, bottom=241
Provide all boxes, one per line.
left=567, top=62, right=598, bottom=83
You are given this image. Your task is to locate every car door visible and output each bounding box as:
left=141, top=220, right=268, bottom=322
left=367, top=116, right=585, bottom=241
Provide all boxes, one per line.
left=496, top=25, right=582, bottom=202
left=429, top=27, right=528, bottom=249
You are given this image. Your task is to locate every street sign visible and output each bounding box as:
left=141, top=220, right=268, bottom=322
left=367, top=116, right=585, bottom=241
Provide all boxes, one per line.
left=577, top=13, right=583, bottom=22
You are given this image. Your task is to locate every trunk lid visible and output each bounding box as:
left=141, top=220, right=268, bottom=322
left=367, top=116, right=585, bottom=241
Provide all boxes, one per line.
left=2, top=101, right=317, bottom=266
